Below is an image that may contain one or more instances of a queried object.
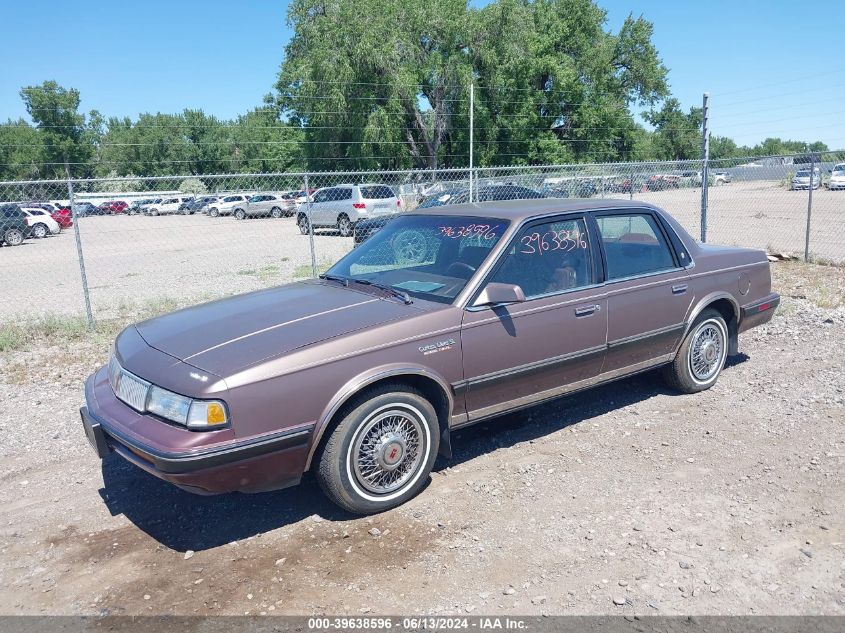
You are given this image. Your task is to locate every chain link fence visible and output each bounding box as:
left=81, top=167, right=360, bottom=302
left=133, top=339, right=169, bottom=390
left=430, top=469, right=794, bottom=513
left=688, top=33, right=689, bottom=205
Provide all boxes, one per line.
left=1, top=152, right=842, bottom=325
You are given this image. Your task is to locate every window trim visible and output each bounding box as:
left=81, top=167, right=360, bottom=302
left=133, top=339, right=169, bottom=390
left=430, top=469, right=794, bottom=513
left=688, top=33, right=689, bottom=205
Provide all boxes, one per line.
left=466, top=212, right=599, bottom=310
left=590, top=209, right=684, bottom=284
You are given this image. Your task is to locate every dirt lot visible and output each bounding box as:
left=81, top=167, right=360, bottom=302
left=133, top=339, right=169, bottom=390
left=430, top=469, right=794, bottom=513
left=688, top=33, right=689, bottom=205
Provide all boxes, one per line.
left=0, top=261, right=842, bottom=616
left=1, top=180, right=843, bottom=321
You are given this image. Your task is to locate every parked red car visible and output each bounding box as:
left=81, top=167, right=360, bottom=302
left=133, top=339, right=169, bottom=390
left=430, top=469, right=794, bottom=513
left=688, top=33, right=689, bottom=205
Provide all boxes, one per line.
left=97, top=201, right=129, bottom=215
left=51, top=206, right=73, bottom=229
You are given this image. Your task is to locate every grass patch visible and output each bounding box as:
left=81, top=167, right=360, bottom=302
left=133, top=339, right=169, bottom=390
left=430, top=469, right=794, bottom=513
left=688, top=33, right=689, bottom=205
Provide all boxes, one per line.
left=238, top=264, right=283, bottom=281
left=771, top=260, right=845, bottom=309
left=293, top=259, right=333, bottom=279
left=0, top=313, right=93, bottom=353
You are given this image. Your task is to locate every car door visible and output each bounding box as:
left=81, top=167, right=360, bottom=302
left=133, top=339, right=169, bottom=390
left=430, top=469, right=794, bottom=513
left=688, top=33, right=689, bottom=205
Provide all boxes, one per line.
left=592, top=209, right=693, bottom=373
left=308, top=189, right=332, bottom=226
left=459, top=214, right=608, bottom=422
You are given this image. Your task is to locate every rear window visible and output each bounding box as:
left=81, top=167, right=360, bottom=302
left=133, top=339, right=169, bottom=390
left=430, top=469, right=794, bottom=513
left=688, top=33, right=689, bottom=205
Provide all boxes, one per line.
left=360, top=185, right=395, bottom=199
left=1, top=204, right=23, bottom=219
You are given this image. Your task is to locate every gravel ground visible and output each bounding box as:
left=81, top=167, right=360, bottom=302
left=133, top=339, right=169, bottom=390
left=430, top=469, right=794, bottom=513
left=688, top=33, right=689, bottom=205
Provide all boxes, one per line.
left=1, top=181, right=843, bottom=321
left=0, top=262, right=842, bottom=616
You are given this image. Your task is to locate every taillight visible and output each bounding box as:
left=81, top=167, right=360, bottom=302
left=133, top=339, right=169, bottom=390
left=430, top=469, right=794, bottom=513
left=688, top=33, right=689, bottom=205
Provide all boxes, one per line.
left=24, top=217, right=31, bottom=225
left=396, top=199, right=402, bottom=207
left=352, top=202, right=366, bottom=209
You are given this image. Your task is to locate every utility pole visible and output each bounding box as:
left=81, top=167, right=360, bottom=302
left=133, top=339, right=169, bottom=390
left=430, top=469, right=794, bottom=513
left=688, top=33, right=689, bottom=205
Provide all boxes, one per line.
left=700, top=92, right=710, bottom=242
left=469, top=82, right=474, bottom=203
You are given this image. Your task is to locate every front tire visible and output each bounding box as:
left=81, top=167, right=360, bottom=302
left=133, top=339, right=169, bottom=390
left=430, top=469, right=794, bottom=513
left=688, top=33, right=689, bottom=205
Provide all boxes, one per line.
left=208, top=208, right=219, bottom=218
left=663, top=309, right=728, bottom=394
left=270, top=206, right=282, bottom=219
left=316, top=385, right=439, bottom=514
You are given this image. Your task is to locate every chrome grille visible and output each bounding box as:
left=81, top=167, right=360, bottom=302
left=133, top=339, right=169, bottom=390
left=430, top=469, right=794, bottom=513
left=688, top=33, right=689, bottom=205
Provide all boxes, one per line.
left=110, top=355, right=150, bottom=411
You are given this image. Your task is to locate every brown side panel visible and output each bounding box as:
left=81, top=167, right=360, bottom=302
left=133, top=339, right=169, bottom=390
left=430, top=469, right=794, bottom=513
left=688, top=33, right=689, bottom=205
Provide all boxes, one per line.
left=460, top=288, right=608, bottom=420
left=603, top=270, right=692, bottom=373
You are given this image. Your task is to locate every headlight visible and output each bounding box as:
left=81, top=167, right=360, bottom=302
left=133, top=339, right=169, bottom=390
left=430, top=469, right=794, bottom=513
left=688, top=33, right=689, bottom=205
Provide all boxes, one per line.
left=109, top=352, right=229, bottom=430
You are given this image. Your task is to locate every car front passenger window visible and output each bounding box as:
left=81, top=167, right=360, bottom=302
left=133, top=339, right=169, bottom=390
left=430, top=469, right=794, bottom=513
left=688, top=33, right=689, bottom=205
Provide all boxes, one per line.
left=489, top=217, right=593, bottom=299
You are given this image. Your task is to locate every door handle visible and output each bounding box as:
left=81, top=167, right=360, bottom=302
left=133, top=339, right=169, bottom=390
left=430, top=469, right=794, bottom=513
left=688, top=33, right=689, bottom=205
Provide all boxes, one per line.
left=575, top=304, right=599, bottom=317
left=672, top=284, right=688, bottom=295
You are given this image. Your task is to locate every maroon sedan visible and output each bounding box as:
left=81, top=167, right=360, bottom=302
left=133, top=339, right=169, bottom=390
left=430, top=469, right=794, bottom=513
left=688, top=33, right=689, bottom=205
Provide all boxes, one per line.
left=81, top=199, right=779, bottom=514
left=97, top=200, right=129, bottom=215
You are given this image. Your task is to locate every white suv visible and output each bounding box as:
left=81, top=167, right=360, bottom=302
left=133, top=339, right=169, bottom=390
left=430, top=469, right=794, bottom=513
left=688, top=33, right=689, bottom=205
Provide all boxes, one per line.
left=297, top=184, right=401, bottom=237
left=206, top=195, right=251, bottom=217
left=144, top=196, right=192, bottom=216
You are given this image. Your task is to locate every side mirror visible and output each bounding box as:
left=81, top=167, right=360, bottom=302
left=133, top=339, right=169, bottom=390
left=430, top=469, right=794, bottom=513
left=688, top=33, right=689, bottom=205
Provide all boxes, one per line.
left=472, top=282, right=526, bottom=308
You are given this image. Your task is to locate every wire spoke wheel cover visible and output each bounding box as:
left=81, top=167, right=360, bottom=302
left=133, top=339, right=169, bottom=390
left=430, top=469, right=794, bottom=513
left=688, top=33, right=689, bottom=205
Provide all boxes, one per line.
left=392, top=229, right=428, bottom=265
left=349, top=405, right=427, bottom=497
left=688, top=318, right=726, bottom=382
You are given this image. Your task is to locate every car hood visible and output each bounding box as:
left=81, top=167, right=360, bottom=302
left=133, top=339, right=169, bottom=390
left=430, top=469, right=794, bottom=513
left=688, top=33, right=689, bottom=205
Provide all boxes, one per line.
left=134, top=280, right=423, bottom=375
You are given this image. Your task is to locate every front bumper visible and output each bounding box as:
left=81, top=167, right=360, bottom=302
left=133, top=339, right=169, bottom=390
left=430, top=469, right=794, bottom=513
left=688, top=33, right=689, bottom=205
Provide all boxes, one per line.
left=81, top=369, right=313, bottom=494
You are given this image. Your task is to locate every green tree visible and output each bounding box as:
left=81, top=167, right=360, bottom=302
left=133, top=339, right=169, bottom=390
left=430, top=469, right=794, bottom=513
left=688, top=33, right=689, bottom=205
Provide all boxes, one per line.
left=178, top=177, right=208, bottom=195
left=20, top=81, right=94, bottom=177
left=277, top=0, right=668, bottom=169
left=644, top=98, right=702, bottom=160
left=0, top=120, right=44, bottom=180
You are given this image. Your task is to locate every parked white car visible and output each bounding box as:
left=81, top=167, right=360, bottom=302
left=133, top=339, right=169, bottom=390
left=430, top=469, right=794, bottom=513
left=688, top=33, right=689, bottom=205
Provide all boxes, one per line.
left=20, top=207, right=61, bottom=238
left=233, top=194, right=294, bottom=219
left=144, top=196, right=193, bottom=216
left=792, top=168, right=821, bottom=190
left=296, top=184, right=402, bottom=237
left=206, top=195, right=251, bottom=217
left=828, top=163, right=845, bottom=191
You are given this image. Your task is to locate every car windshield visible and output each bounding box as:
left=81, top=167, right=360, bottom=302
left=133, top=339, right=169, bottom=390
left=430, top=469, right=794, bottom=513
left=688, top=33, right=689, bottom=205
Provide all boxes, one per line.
left=418, top=190, right=467, bottom=208
left=796, top=171, right=810, bottom=177
left=326, top=214, right=509, bottom=304
left=833, top=165, right=845, bottom=174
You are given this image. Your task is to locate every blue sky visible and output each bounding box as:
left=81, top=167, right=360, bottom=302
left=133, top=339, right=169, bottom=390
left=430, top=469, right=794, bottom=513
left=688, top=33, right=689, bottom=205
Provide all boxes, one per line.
left=1, top=0, right=842, bottom=149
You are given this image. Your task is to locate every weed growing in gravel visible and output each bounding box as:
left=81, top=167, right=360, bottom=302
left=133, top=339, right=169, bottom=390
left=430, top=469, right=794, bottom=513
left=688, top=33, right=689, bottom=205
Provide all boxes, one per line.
left=0, top=313, right=92, bottom=353
left=294, top=260, right=332, bottom=279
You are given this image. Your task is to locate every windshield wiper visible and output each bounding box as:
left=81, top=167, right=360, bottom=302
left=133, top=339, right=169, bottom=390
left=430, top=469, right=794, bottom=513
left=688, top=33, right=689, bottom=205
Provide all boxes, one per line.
left=352, top=279, right=413, bottom=305
left=318, top=273, right=349, bottom=287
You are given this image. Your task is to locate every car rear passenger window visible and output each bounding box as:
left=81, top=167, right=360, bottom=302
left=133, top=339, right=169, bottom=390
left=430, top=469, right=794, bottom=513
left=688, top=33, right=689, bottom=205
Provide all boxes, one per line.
left=489, top=217, right=593, bottom=299
left=595, top=213, right=676, bottom=280
left=360, top=186, right=394, bottom=199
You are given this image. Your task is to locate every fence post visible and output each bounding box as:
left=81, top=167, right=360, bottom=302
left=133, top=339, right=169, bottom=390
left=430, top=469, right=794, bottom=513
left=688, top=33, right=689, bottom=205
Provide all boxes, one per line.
left=304, top=172, right=317, bottom=277
left=629, top=169, right=634, bottom=200
left=804, top=157, right=815, bottom=262
left=699, top=92, right=711, bottom=242
left=65, top=162, right=95, bottom=330
left=469, top=82, right=474, bottom=203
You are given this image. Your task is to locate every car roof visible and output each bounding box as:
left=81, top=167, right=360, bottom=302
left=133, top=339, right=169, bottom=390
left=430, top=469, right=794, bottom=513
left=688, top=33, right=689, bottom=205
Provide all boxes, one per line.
left=409, top=198, right=662, bottom=221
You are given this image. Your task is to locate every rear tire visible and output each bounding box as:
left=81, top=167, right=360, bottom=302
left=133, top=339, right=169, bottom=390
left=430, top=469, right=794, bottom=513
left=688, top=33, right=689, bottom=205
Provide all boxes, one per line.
left=663, top=308, right=728, bottom=394
left=32, top=223, right=48, bottom=239
left=208, top=208, right=219, bottom=218
left=4, top=228, right=24, bottom=246
left=271, top=206, right=282, bottom=219
left=234, top=208, right=246, bottom=220
left=316, top=385, right=439, bottom=514
left=298, top=214, right=311, bottom=235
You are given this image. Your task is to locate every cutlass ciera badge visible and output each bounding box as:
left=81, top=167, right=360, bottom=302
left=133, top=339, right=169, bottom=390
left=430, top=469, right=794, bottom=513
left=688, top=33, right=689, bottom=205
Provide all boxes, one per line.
left=418, top=338, right=456, bottom=355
